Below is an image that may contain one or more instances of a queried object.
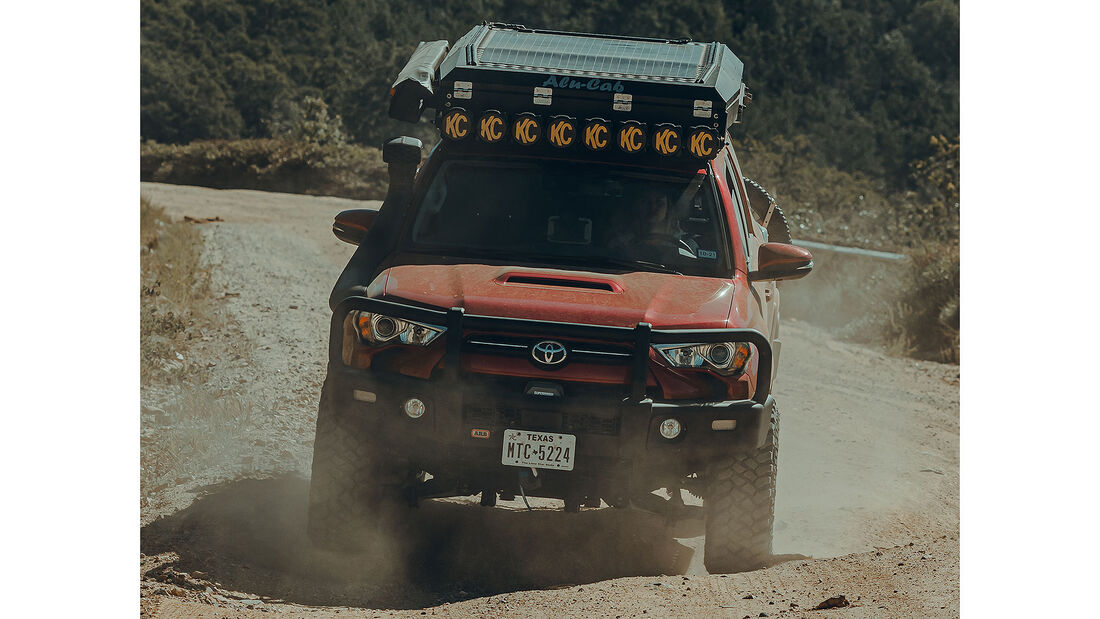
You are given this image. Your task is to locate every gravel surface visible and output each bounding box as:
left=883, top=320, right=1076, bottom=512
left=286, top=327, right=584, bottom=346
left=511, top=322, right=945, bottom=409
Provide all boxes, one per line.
left=139, top=182, right=959, bottom=618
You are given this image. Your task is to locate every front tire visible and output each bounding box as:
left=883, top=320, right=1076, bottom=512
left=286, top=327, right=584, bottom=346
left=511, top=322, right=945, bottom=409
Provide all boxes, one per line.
left=307, top=380, right=395, bottom=551
left=703, top=404, right=779, bottom=573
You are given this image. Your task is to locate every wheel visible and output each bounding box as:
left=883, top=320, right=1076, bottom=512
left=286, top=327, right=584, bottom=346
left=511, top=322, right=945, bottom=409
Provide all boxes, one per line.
left=742, top=177, right=792, bottom=244
left=703, top=403, right=779, bottom=573
left=307, top=379, right=401, bottom=551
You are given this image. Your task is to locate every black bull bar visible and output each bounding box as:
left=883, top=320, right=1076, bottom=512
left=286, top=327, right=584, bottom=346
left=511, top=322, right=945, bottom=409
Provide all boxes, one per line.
left=329, top=296, right=772, bottom=404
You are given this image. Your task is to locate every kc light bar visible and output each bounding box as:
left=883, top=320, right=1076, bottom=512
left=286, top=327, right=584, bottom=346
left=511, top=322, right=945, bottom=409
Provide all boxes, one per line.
left=440, top=112, right=719, bottom=159
left=389, top=23, right=748, bottom=164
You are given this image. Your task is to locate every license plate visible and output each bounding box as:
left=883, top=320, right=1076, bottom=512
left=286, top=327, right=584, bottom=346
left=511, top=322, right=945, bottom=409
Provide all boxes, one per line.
left=501, top=429, right=576, bottom=471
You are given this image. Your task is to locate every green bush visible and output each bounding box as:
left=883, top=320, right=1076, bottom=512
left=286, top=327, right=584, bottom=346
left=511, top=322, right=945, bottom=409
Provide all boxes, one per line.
left=887, top=242, right=960, bottom=363
left=140, top=138, right=387, bottom=200
left=266, top=94, right=349, bottom=146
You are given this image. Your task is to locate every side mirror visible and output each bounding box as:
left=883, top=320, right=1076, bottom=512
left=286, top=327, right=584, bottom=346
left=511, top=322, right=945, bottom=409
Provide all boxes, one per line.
left=333, top=209, right=378, bottom=245
left=749, top=242, right=814, bottom=282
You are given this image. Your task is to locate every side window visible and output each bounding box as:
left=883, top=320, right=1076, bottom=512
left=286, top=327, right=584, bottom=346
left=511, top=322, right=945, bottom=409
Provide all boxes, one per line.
left=721, top=151, right=751, bottom=264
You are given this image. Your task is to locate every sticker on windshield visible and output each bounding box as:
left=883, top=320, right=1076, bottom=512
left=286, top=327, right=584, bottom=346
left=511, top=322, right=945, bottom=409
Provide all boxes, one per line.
left=698, top=249, right=718, bottom=259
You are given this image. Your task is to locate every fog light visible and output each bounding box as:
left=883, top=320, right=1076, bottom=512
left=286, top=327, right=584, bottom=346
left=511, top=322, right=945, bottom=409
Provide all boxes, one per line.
left=352, top=390, right=377, bottom=403
left=659, top=418, right=682, bottom=440
left=403, top=397, right=426, bottom=419
left=711, top=419, right=737, bottom=431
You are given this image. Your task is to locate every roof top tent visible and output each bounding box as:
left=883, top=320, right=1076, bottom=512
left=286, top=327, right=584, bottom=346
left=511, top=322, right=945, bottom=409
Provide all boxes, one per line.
left=389, top=23, right=749, bottom=166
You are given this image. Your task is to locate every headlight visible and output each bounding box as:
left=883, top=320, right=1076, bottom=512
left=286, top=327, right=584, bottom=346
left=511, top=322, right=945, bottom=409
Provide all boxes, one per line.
left=653, top=342, right=752, bottom=375
left=352, top=311, right=445, bottom=346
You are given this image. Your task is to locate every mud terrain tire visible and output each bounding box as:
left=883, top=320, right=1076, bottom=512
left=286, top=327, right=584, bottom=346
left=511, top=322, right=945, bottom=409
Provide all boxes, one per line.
left=307, top=382, right=389, bottom=551
left=703, top=404, right=779, bottom=573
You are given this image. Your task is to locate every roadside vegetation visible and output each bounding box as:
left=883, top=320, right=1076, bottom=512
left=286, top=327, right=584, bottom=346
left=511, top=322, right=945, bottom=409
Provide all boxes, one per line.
left=140, top=197, right=212, bottom=383
left=739, top=134, right=959, bottom=362
left=141, top=96, right=388, bottom=199
left=141, top=138, right=387, bottom=200
left=140, top=197, right=254, bottom=495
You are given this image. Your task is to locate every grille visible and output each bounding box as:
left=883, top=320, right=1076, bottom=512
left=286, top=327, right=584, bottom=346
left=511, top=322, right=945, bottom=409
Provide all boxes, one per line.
left=562, top=411, right=621, bottom=435
left=466, top=334, right=632, bottom=363
left=464, top=405, right=621, bottom=436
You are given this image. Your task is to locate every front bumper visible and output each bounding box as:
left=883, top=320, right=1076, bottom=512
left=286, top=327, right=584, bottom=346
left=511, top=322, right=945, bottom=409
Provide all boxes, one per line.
left=326, top=365, right=773, bottom=480
left=324, top=296, right=775, bottom=495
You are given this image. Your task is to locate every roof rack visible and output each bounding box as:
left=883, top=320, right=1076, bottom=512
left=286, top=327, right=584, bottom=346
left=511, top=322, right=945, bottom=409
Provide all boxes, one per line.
left=389, top=23, right=749, bottom=164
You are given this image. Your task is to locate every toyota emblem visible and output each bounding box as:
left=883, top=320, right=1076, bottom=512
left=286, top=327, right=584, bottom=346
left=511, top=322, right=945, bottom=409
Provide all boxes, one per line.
left=531, top=340, right=568, bottom=368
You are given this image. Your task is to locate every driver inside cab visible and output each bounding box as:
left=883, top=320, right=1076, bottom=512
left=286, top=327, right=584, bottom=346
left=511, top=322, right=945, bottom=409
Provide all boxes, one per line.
left=609, top=187, right=678, bottom=254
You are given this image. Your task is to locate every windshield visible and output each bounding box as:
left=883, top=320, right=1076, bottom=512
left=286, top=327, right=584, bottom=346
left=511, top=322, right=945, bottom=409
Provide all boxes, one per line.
left=405, top=160, right=731, bottom=277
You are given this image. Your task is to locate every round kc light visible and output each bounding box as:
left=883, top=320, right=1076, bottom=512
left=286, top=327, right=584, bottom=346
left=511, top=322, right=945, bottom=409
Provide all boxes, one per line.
left=652, top=123, right=681, bottom=156
left=547, top=115, right=577, bottom=148
left=659, top=418, right=682, bottom=440
left=478, top=110, right=506, bottom=143
left=688, top=126, right=718, bottom=158
left=583, top=118, right=610, bottom=151
left=618, top=121, right=646, bottom=153
left=442, top=108, right=470, bottom=140
left=404, top=398, right=426, bottom=419
left=513, top=112, right=541, bottom=145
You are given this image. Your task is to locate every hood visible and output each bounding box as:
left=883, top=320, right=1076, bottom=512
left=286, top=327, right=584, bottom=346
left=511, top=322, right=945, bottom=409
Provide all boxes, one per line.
left=377, top=263, right=737, bottom=329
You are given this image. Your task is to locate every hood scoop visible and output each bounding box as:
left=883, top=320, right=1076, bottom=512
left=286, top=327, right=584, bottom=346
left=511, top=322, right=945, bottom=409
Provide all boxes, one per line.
left=498, top=272, right=622, bottom=293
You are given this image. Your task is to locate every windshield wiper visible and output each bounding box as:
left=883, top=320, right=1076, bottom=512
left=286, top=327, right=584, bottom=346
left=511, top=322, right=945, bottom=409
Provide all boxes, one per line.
left=511, top=253, right=684, bottom=275
left=406, top=248, right=683, bottom=275
left=588, top=257, right=683, bottom=275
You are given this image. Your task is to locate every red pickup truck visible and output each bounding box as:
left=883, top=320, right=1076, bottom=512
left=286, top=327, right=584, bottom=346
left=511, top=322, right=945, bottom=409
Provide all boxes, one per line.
left=308, top=23, right=812, bottom=574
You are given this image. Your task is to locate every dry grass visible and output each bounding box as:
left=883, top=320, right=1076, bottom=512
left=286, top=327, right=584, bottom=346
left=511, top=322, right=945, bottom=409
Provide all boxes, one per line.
left=140, top=196, right=255, bottom=494
left=140, top=196, right=214, bottom=383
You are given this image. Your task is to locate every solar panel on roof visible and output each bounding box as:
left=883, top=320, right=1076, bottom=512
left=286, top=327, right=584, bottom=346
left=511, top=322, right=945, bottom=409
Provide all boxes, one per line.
left=476, top=30, right=709, bottom=82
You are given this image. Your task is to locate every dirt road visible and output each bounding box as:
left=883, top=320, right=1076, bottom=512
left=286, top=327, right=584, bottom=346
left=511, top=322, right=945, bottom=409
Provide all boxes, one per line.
left=139, top=183, right=959, bottom=618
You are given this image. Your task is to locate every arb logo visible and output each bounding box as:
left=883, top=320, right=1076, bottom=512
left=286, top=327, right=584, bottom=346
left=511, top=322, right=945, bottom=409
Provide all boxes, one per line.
left=471, top=428, right=491, bottom=439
